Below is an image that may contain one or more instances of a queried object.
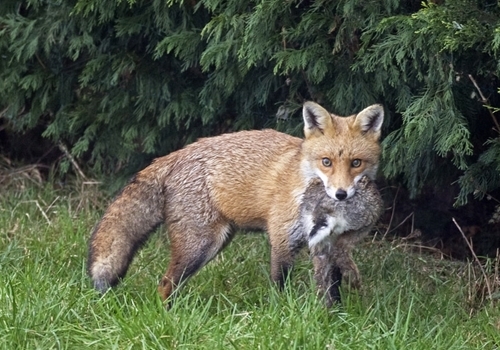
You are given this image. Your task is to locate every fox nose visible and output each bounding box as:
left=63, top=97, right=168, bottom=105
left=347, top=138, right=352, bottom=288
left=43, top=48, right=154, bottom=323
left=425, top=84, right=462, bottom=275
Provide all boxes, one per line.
left=335, top=189, right=348, bottom=201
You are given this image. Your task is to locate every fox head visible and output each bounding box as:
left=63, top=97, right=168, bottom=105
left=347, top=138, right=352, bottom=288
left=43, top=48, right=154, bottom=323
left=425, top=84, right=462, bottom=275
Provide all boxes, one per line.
left=301, top=101, right=384, bottom=201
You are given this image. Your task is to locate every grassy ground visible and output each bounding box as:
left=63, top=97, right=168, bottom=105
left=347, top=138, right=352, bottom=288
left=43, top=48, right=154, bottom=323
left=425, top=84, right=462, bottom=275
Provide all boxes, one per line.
left=1, top=181, right=499, bottom=349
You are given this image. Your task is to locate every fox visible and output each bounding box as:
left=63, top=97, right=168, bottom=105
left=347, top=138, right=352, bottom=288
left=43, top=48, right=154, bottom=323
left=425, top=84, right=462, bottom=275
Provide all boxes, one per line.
left=300, top=175, right=383, bottom=306
left=87, top=101, right=384, bottom=306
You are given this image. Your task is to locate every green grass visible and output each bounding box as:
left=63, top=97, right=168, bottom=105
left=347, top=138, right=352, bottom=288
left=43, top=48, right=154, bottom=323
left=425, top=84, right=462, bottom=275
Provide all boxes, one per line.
left=1, top=183, right=499, bottom=349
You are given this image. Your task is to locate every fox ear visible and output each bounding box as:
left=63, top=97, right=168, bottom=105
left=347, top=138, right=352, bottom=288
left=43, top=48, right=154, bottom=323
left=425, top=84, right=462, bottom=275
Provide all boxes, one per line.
left=354, top=104, right=384, bottom=137
left=302, top=102, right=333, bottom=138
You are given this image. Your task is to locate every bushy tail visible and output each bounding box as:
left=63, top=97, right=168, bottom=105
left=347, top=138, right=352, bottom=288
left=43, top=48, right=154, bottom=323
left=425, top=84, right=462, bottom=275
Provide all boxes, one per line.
left=87, top=175, right=165, bottom=293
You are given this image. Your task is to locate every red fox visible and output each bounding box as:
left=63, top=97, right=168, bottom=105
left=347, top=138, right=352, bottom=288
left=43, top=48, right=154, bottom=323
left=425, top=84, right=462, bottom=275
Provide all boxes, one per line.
left=87, top=101, right=384, bottom=306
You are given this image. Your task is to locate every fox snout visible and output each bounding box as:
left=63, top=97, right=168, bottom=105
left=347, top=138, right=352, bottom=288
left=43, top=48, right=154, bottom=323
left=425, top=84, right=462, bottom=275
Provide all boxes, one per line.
left=325, top=186, right=355, bottom=201
left=334, top=189, right=348, bottom=201
left=329, top=175, right=373, bottom=201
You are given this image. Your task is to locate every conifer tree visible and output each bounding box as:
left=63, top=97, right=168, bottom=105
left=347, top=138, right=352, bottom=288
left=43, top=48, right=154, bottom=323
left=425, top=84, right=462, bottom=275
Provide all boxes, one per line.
left=1, top=0, right=499, bottom=206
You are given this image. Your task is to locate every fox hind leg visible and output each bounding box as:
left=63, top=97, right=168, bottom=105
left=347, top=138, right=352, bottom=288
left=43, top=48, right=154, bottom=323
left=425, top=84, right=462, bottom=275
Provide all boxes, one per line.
left=158, top=221, right=232, bottom=304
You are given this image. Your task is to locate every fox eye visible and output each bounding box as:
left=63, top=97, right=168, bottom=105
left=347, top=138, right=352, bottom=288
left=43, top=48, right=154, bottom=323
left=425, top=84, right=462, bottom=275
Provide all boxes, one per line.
left=322, top=158, right=332, bottom=167
left=351, top=159, right=362, bottom=168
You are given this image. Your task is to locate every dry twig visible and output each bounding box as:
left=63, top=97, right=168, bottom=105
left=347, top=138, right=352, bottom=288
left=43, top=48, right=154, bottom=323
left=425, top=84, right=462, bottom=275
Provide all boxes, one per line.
left=468, top=74, right=500, bottom=134
left=453, top=217, right=492, bottom=300
left=58, top=141, right=87, bottom=180
left=382, top=185, right=400, bottom=240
